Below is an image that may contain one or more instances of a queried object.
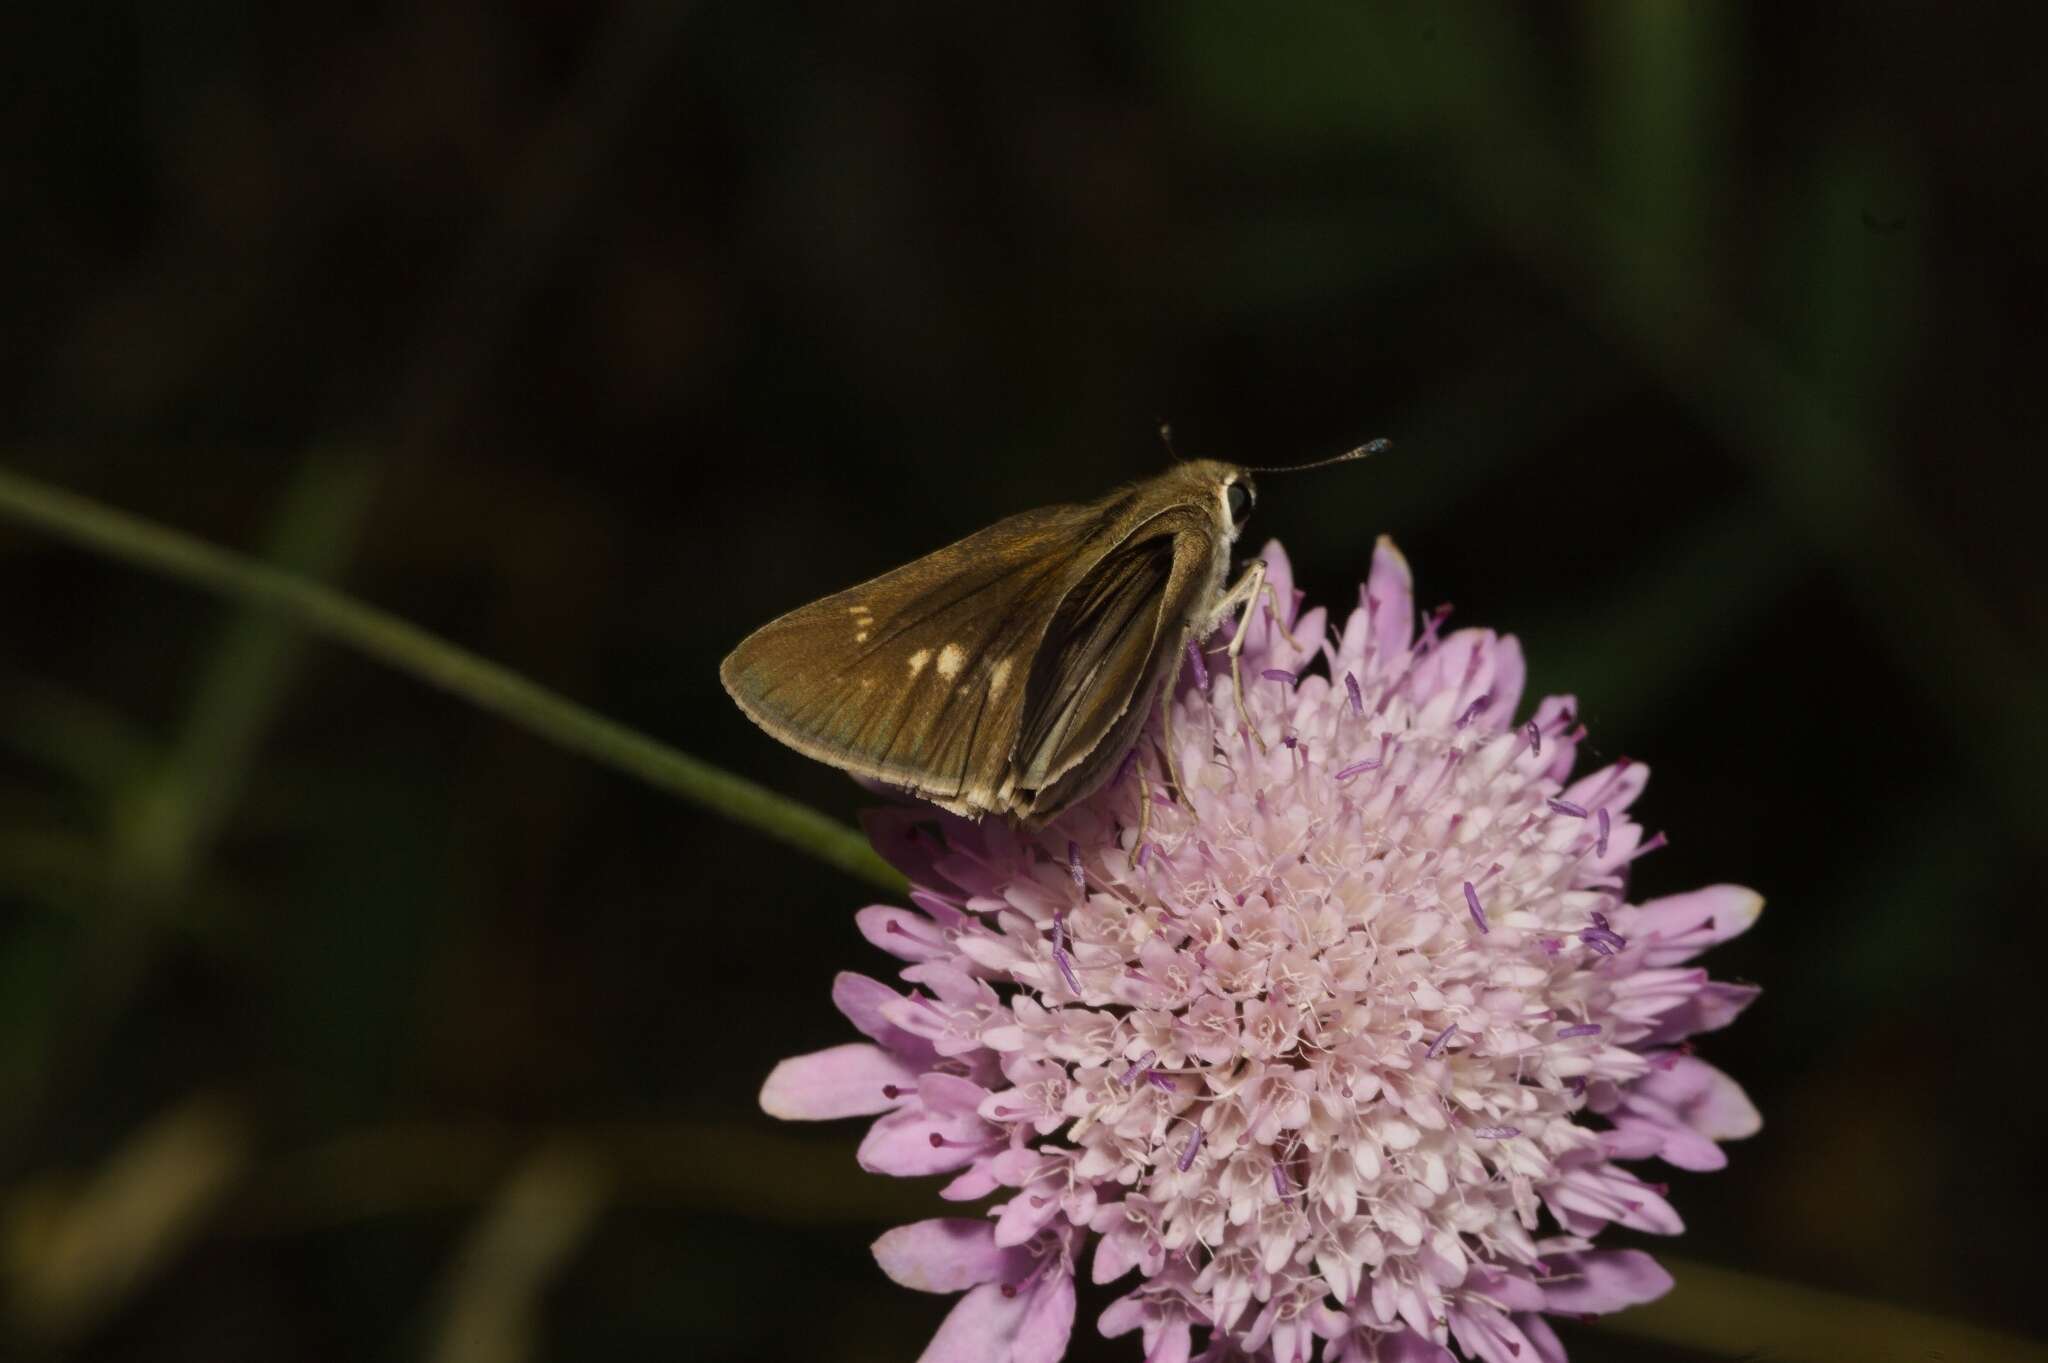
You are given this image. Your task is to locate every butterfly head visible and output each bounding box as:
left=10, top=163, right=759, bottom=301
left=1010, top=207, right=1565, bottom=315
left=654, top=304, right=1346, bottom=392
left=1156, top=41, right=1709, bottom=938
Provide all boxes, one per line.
left=1159, top=459, right=1258, bottom=545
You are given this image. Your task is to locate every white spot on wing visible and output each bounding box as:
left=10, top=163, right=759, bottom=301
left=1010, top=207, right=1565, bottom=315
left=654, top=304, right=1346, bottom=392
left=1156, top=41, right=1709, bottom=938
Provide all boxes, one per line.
left=855, top=630, right=869, bottom=643
left=989, top=657, right=1011, bottom=697
left=908, top=648, right=931, bottom=678
left=936, top=644, right=966, bottom=680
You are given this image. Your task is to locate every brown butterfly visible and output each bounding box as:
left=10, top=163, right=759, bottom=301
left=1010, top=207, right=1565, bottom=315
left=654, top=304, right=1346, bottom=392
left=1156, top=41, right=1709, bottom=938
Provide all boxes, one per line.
left=720, top=440, right=1387, bottom=824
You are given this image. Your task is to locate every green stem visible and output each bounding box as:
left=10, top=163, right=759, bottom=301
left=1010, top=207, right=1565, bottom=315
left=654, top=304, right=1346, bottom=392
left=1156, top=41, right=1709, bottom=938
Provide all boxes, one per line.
left=0, top=467, right=905, bottom=895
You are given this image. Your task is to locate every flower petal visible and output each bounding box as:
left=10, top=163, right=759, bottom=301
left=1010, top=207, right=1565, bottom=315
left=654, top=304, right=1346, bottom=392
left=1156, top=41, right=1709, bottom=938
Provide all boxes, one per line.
left=1623, top=885, right=1764, bottom=965
left=873, top=1218, right=1029, bottom=1293
left=759, top=1042, right=919, bottom=1120
left=856, top=1104, right=994, bottom=1176
left=858, top=905, right=955, bottom=962
left=1540, top=1249, right=1674, bottom=1314
left=1633, top=1056, right=1762, bottom=1142
left=1515, top=1311, right=1569, bottom=1363
left=917, top=1272, right=1075, bottom=1363
left=830, top=972, right=939, bottom=1060
left=1374, top=1331, right=1457, bottom=1363
left=1646, top=981, right=1761, bottom=1043
left=1367, top=535, right=1416, bottom=664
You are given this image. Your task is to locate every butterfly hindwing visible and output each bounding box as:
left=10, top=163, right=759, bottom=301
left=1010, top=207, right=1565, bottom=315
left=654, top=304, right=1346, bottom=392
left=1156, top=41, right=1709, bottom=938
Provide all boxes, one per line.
left=1012, top=509, right=1214, bottom=802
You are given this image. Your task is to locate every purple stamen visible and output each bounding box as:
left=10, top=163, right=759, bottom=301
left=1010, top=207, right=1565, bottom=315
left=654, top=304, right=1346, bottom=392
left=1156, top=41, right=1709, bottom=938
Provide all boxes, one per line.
left=1334, top=758, right=1380, bottom=781
left=1539, top=937, right=1563, bottom=955
left=1067, top=841, right=1085, bottom=892
left=1262, top=668, right=1297, bottom=685
left=1547, top=797, right=1588, bottom=818
left=1463, top=881, right=1489, bottom=934
left=1273, top=1163, right=1292, bottom=1200
left=1556, top=1023, right=1602, bottom=1039
left=1186, top=641, right=1210, bottom=689
left=1566, top=1076, right=1588, bottom=1095
left=1051, top=912, right=1083, bottom=993
left=1420, top=602, right=1454, bottom=648
left=1590, top=910, right=1610, bottom=930
left=1119, top=1050, right=1157, bottom=1086
left=1178, top=1125, right=1204, bottom=1171
left=1527, top=720, right=1541, bottom=756
left=1145, top=1070, right=1175, bottom=1092
left=1345, top=672, right=1363, bottom=715
left=1633, top=831, right=1669, bottom=859
left=1581, top=925, right=1627, bottom=955
left=1114, top=745, right=1140, bottom=787
left=1137, top=841, right=1155, bottom=869
left=1282, top=731, right=1297, bottom=749
left=1455, top=693, right=1492, bottom=729
left=1472, top=1126, right=1520, bottom=1140
left=1596, top=807, right=1611, bottom=855
left=1426, top=1023, right=1457, bottom=1058
left=881, top=1084, right=903, bottom=1099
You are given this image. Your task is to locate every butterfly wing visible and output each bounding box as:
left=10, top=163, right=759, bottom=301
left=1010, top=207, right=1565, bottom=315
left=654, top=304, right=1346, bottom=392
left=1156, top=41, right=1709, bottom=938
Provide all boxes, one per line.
left=720, top=502, right=1111, bottom=816
left=1010, top=513, right=1214, bottom=813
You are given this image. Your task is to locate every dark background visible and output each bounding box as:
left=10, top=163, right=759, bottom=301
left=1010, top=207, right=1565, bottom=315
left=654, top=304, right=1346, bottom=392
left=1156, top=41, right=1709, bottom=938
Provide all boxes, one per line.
left=1, top=4, right=2044, bottom=1361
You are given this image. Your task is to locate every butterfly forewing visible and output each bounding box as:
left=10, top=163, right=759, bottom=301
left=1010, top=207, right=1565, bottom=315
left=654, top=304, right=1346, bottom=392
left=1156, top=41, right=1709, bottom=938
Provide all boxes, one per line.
left=720, top=502, right=1111, bottom=814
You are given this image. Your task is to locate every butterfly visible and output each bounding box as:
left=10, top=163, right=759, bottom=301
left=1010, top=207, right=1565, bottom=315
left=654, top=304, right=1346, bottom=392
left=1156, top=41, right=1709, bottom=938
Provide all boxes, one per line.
left=721, top=440, right=1385, bottom=823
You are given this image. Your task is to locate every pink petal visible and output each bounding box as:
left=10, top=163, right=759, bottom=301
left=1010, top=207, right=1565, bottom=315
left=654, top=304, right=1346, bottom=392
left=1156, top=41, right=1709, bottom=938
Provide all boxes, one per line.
left=831, top=972, right=939, bottom=1061
left=1482, top=634, right=1526, bottom=723
left=1097, top=1293, right=1145, bottom=1336
left=1514, top=1312, right=1568, bottom=1363
left=1609, top=1110, right=1726, bottom=1171
left=1367, top=536, right=1416, bottom=663
left=1407, top=629, right=1521, bottom=726
left=861, top=806, right=946, bottom=882
left=1261, top=539, right=1296, bottom=618
left=858, top=905, right=954, bottom=962
left=918, top=1071, right=992, bottom=1114
left=1098, top=1294, right=1193, bottom=1363
left=1563, top=758, right=1651, bottom=818
left=1647, top=981, right=1761, bottom=1043
left=1623, top=885, right=1764, bottom=965
left=1526, top=694, right=1580, bottom=782
left=1634, top=1056, right=1762, bottom=1142
left=873, top=1218, right=1029, bottom=1293
left=1092, top=1230, right=1138, bottom=1285
left=759, top=1042, right=919, bottom=1120
left=1017, top=1271, right=1078, bottom=1363
left=918, top=1272, right=1075, bottom=1363
left=856, top=1104, right=993, bottom=1176
left=939, top=1159, right=1002, bottom=1202
left=1539, top=1249, right=1674, bottom=1315
left=1448, top=1303, right=1536, bottom=1363
left=1375, top=1331, right=1457, bottom=1363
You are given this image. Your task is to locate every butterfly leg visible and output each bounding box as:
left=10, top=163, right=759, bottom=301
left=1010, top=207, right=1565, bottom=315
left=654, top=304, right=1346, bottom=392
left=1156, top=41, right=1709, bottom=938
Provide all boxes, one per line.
left=1156, top=676, right=1193, bottom=810
left=1265, top=581, right=1299, bottom=648
left=1211, top=559, right=1271, bottom=753
left=1129, top=767, right=1154, bottom=870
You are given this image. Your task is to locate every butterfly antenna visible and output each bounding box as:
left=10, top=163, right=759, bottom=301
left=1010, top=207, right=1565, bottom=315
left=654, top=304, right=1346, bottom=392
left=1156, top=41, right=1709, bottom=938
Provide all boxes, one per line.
left=1240, top=437, right=1392, bottom=475
left=1158, top=422, right=1183, bottom=462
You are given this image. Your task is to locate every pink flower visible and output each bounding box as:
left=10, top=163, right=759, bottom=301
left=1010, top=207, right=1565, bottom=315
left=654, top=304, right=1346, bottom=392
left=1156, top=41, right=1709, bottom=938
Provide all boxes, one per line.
left=761, top=538, right=1761, bottom=1363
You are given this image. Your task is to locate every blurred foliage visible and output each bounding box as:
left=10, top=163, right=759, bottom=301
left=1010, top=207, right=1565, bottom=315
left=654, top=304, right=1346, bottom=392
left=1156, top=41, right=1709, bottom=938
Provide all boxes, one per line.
left=1, top=3, right=2044, bottom=1361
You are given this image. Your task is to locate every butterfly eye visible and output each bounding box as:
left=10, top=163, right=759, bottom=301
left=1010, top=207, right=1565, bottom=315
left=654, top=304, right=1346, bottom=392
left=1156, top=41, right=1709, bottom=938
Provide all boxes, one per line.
left=1225, top=481, right=1253, bottom=526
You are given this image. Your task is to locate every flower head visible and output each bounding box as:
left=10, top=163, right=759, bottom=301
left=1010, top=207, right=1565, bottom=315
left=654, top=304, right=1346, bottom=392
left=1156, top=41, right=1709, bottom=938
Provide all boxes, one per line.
left=762, top=539, right=1761, bottom=1363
